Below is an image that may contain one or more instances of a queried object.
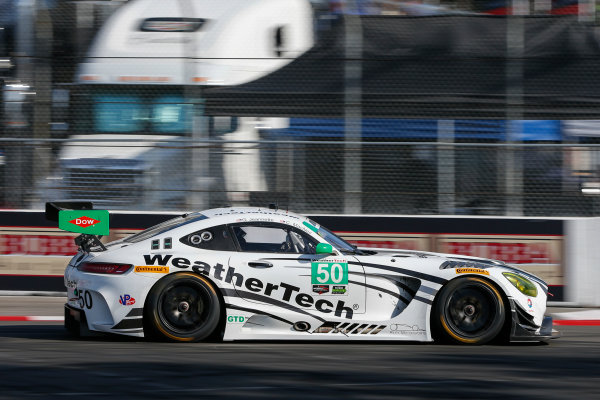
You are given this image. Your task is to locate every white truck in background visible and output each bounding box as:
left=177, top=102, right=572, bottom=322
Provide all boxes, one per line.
left=39, top=0, right=314, bottom=210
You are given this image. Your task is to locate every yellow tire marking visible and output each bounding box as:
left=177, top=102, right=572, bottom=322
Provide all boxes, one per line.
left=441, top=277, right=503, bottom=344
left=153, top=272, right=218, bottom=342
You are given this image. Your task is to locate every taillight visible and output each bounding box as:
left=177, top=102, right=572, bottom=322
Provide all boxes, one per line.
left=78, top=262, right=132, bottom=274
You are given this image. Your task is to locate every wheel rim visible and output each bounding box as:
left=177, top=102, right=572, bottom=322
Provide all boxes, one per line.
left=444, top=283, right=498, bottom=339
left=157, top=280, right=213, bottom=335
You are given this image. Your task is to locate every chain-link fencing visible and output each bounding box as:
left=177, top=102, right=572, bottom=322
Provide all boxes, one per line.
left=2, top=137, right=600, bottom=216
left=3, top=1, right=600, bottom=216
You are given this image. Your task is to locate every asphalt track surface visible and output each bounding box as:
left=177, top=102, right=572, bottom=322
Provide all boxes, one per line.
left=1, top=298, right=599, bottom=399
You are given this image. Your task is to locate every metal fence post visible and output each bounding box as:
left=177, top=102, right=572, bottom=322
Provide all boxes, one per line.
left=343, top=7, right=363, bottom=214
left=437, top=120, right=455, bottom=214
left=505, top=0, right=527, bottom=216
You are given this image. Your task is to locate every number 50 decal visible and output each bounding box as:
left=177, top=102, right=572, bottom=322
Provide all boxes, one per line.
left=77, top=289, right=93, bottom=310
left=311, top=262, right=348, bottom=285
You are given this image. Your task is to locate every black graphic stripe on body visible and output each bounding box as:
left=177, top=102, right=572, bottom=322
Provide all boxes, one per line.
left=125, top=308, right=143, bottom=317
left=112, top=318, right=143, bottom=330
left=332, top=322, right=349, bottom=333
left=351, top=324, right=369, bottom=334
left=414, top=296, right=433, bottom=305
left=349, top=261, right=448, bottom=285
left=114, top=329, right=144, bottom=334
left=348, top=279, right=412, bottom=306
left=360, top=324, right=378, bottom=334
left=368, top=274, right=419, bottom=297
left=225, top=303, right=293, bottom=325
left=220, top=288, right=326, bottom=322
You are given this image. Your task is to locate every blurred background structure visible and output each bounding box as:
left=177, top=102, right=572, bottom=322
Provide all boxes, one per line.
left=2, top=0, right=600, bottom=216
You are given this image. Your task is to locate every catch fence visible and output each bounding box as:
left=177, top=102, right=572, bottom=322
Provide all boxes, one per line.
left=2, top=137, right=599, bottom=216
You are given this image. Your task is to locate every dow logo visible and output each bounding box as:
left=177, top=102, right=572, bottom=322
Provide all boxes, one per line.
left=58, top=210, right=109, bottom=235
left=69, top=216, right=100, bottom=228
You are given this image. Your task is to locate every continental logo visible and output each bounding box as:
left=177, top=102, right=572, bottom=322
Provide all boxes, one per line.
left=456, top=267, right=489, bottom=275
left=135, top=265, right=169, bottom=274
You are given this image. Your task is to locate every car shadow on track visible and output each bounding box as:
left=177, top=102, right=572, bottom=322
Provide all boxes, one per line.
left=0, top=324, right=143, bottom=342
left=0, top=324, right=552, bottom=346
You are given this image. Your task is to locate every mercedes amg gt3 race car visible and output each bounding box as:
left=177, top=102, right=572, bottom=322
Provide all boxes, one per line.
left=56, top=205, right=556, bottom=344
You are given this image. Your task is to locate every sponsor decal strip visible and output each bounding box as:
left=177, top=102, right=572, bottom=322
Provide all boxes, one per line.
left=224, top=303, right=293, bottom=326
left=349, top=261, right=448, bottom=285
left=455, top=267, right=489, bottom=275
left=135, top=266, right=169, bottom=273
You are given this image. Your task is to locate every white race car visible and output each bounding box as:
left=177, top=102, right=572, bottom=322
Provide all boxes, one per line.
left=59, top=206, right=556, bottom=344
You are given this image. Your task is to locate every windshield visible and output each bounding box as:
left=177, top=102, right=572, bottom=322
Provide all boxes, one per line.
left=73, top=88, right=194, bottom=136
left=307, top=219, right=356, bottom=253
left=124, top=213, right=208, bottom=243
left=94, top=94, right=192, bottom=134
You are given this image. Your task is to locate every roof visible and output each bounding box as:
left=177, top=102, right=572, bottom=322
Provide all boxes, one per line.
left=201, top=207, right=307, bottom=222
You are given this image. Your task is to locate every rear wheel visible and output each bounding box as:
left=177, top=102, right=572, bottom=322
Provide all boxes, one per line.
left=144, top=273, right=221, bottom=342
left=432, top=276, right=505, bottom=345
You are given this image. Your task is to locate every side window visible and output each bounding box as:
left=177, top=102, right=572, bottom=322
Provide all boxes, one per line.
left=288, top=230, right=316, bottom=254
left=232, top=224, right=317, bottom=254
left=180, top=224, right=236, bottom=251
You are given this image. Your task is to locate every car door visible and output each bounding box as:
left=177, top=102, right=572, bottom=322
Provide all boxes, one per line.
left=227, top=222, right=366, bottom=317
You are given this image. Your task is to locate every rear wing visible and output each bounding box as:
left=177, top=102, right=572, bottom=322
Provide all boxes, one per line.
left=45, top=202, right=108, bottom=252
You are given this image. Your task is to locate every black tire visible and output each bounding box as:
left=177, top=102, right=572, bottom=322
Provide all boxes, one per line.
left=432, top=276, right=505, bottom=345
left=144, top=272, right=221, bottom=342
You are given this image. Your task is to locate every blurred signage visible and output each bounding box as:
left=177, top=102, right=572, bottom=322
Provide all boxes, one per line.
left=0, top=234, right=77, bottom=256
left=437, top=238, right=560, bottom=265
left=343, top=233, right=430, bottom=252
left=342, top=233, right=563, bottom=286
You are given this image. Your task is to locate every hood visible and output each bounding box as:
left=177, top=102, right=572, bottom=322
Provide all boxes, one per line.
left=357, top=247, right=506, bottom=267
left=355, top=247, right=548, bottom=291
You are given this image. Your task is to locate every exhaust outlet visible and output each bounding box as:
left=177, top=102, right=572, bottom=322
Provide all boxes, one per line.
left=293, top=321, right=311, bottom=332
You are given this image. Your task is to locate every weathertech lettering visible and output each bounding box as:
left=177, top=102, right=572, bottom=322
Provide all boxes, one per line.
left=143, top=254, right=354, bottom=319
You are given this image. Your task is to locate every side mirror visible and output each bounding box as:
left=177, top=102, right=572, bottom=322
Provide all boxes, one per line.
left=316, top=243, right=333, bottom=255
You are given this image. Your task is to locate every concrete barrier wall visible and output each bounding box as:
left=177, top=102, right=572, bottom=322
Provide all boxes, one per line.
left=565, top=218, right=600, bottom=306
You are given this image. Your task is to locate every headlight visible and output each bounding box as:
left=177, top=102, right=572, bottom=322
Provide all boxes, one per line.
left=502, top=272, right=538, bottom=297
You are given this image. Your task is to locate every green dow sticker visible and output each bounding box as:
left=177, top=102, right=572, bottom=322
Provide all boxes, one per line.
left=58, top=210, right=109, bottom=235
left=311, top=261, right=348, bottom=285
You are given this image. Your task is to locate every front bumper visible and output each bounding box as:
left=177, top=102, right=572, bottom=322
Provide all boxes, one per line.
left=509, top=299, right=560, bottom=342
left=64, top=304, right=84, bottom=336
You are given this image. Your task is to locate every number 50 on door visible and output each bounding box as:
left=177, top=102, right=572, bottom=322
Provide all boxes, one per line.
left=311, top=262, right=348, bottom=285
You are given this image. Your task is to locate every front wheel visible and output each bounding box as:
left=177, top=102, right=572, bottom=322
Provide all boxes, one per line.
left=144, top=273, right=221, bottom=342
left=432, top=276, right=505, bottom=345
